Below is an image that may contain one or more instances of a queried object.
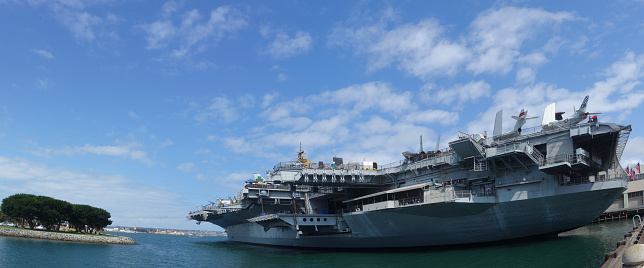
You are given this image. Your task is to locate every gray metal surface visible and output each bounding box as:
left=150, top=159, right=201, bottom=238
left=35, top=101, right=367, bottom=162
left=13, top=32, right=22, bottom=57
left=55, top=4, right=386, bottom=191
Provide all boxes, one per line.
left=188, top=118, right=632, bottom=248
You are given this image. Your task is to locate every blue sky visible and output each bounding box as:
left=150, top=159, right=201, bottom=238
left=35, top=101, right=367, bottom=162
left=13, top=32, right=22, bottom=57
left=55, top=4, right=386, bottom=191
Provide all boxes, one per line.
left=1, top=0, right=644, bottom=231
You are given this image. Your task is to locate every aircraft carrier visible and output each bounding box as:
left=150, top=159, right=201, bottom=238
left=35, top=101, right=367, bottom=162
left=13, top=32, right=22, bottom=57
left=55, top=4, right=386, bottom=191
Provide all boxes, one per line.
left=188, top=96, right=632, bottom=248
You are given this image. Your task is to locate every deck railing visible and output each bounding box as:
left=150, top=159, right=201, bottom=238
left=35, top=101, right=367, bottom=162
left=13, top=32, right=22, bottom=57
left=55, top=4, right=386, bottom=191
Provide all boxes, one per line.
left=273, top=149, right=458, bottom=174
left=245, top=183, right=290, bottom=190
left=454, top=190, right=472, bottom=199
left=541, top=153, right=596, bottom=168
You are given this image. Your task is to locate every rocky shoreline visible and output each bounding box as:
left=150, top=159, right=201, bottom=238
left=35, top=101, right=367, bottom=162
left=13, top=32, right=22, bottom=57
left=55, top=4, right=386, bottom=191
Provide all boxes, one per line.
left=0, top=228, right=137, bottom=245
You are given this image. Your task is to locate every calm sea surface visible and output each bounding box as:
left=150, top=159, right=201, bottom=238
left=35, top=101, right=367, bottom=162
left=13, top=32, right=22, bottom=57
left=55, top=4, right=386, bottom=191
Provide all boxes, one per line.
left=0, top=220, right=637, bottom=267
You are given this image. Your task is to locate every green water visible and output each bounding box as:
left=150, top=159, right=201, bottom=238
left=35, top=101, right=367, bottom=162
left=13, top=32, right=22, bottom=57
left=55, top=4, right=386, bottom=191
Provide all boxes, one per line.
left=0, top=220, right=635, bottom=267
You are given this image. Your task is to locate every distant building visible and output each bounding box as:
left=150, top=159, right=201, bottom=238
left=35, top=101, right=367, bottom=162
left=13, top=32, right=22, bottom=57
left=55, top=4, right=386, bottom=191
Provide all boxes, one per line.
left=606, top=172, right=644, bottom=212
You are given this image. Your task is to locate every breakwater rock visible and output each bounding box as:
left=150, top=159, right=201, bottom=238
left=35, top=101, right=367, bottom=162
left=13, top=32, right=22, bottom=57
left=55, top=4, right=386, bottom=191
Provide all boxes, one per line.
left=0, top=228, right=137, bottom=245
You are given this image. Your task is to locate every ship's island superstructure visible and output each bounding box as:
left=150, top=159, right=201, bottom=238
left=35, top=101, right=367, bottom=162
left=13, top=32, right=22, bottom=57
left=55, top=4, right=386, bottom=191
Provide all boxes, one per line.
left=188, top=96, right=632, bottom=248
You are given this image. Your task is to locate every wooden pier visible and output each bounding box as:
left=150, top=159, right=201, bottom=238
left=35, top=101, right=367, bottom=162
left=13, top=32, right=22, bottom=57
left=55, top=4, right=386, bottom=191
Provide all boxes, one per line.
left=594, top=211, right=630, bottom=223
left=594, top=209, right=644, bottom=223
left=602, top=218, right=644, bottom=268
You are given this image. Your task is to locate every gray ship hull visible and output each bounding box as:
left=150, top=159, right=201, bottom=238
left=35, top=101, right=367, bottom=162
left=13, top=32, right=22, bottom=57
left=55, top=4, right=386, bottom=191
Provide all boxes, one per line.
left=226, top=182, right=624, bottom=248
left=190, top=120, right=632, bottom=249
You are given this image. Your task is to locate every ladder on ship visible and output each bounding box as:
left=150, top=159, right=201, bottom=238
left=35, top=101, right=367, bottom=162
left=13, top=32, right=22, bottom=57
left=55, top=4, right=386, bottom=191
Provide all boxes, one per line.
left=610, top=126, right=631, bottom=169
left=472, top=157, right=487, bottom=171
left=525, top=144, right=545, bottom=166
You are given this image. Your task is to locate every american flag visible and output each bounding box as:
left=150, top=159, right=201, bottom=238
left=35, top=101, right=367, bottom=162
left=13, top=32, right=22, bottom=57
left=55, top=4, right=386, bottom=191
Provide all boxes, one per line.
left=637, top=162, right=641, bottom=173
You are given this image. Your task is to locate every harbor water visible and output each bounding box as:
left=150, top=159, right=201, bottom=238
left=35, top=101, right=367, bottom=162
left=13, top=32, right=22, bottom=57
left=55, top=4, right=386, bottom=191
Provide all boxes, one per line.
left=0, top=220, right=636, bottom=267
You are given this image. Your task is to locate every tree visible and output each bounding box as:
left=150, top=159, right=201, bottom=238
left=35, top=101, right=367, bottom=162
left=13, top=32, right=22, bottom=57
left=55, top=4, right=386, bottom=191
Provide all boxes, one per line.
left=1, top=194, right=40, bottom=229
left=2, top=194, right=113, bottom=234
left=69, top=204, right=93, bottom=233
left=36, top=196, right=72, bottom=231
left=69, top=204, right=112, bottom=234
left=0, top=209, right=8, bottom=223
left=88, top=207, right=112, bottom=234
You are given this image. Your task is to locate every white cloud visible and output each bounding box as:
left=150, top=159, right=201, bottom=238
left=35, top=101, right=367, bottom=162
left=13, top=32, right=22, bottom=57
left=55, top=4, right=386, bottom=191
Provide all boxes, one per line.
left=465, top=82, right=571, bottom=135
left=330, top=16, right=468, bottom=79
left=516, top=68, right=537, bottom=85
left=258, top=82, right=415, bottom=137
left=260, top=26, right=313, bottom=59
left=467, top=7, right=577, bottom=75
left=519, top=52, right=549, bottom=66
left=194, top=148, right=211, bottom=154
left=264, top=115, right=351, bottom=148
left=402, top=109, right=459, bottom=126
left=367, top=19, right=469, bottom=78
left=195, top=97, right=239, bottom=124
left=516, top=52, right=549, bottom=84
left=271, top=116, right=312, bottom=131
left=237, top=93, right=255, bottom=109
left=224, top=81, right=456, bottom=164
left=32, top=142, right=153, bottom=166
left=329, top=6, right=578, bottom=80
left=587, top=51, right=644, bottom=120
left=16, top=1, right=125, bottom=43
left=311, top=81, right=415, bottom=115
left=160, top=138, right=173, bottom=147
left=422, top=80, right=491, bottom=108
left=543, top=36, right=565, bottom=55
left=177, top=162, right=196, bottom=171
left=569, top=35, right=589, bottom=55
left=32, top=49, right=53, bottom=59
left=223, top=137, right=255, bottom=154
left=128, top=111, right=140, bottom=119
left=56, top=9, right=103, bottom=41
left=141, top=5, right=247, bottom=60
left=160, top=1, right=180, bottom=18
left=355, top=116, right=392, bottom=135
left=464, top=52, right=644, bottom=134
left=622, top=136, right=644, bottom=167
left=262, top=92, right=278, bottom=108
left=215, top=172, right=253, bottom=189
left=329, top=121, right=438, bottom=165
left=142, top=20, right=176, bottom=49
left=35, top=78, right=49, bottom=89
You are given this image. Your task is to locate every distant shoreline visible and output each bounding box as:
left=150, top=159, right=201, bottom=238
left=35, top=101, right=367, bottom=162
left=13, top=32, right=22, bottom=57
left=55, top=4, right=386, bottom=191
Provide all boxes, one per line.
left=0, top=227, right=137, bottom=245
left=104, top=226, right=226, bottom=237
